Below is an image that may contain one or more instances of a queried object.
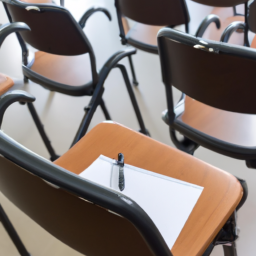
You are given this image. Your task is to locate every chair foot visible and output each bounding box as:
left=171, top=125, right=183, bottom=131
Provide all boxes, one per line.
left=27, top=102, right=59, bottom=160
left=246, top=159, right=256, bottom=169
left=0, top=204, right=31, bottom=256
left=170, top=128, right=199, bottom=155
left=128, top=55, right=139, bottom=86
left=132, top=79, right=139, bottom=86
left=138, top=128, right=150, bottom=137
left=50, top=155, right=60, bottom=162
left=23, top=76, right=29, bottom=83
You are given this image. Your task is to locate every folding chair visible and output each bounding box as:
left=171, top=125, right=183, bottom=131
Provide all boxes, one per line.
left=158, top=27, right=256, bottom=170
left=0, top=119, right=247, bottom=255
left=114, top=0, right=247, bottom=86
left=1, top=0, right=149, bottom=159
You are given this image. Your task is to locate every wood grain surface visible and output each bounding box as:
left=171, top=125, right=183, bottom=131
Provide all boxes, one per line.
left=178, top=96, right=256, bottom=147
left=55, top=122, right=243, bottom=256
left=30, top=51, right=92, bottom=86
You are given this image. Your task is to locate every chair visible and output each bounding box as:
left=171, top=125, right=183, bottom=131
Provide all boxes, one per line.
left=114, top=0, right=247, bottom=86
left=1, top=0, right=149, bottom=157
left=0, top=119, right=247, bottom=255
left=0, top=22, right=61, bottom=160
left=158, top=27, right=256, bottom=170
left=217, top=0, right=256, bottom=47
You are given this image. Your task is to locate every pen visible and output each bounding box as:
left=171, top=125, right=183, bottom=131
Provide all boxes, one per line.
left=117, top=153, right=125, bottom=191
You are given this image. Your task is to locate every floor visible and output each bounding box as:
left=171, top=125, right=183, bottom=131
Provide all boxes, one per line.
left=0, top=0, right=255, bottom=255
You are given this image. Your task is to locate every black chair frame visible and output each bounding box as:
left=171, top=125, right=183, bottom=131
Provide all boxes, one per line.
left=1, top=0, right=149, bottom=159
left=0, top=27, right=249, bottom=252
left=218, top=0, right=256, bottom=46
left=114, top=0, right=248, bottom=87
left=159, top=28, right=256, bottom=168
left=0, top=126, right=172, bottom=256
left=0, top=115, right=248, bottom=256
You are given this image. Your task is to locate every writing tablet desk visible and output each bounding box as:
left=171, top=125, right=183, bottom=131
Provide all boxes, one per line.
left=55, top=122, right=243, bottom=256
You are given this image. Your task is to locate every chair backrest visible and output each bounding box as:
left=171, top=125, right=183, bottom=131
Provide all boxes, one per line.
left=3, top=0, right=91, bottom=56
left=158, top=28, right=256, bottom=115
left=115, top=0, right=189, bottom=27
left=2, top=0, right=98, bottom=83
left=0, top=130, right=172, bottom=256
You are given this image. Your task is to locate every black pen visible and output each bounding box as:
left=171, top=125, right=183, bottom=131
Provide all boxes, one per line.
left=117, top=153, right=125, bottom=191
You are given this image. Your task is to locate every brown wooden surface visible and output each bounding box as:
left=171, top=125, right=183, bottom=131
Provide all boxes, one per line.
left=55, top=122, right=243, bottom=256
left=203, top=7, right=244, bottom=44
left=178, top=96, right=256, bottom=147
left=0, top=74, right=14, bottom=96
left=30, top=51, right=92, bottom=86
left=127, top=22, right=164, bottom=47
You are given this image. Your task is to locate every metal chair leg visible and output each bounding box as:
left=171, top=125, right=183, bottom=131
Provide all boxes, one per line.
left=60, top=0, right=64, bottom=6
left=71, top=86, right=104, bottom=146
left=100, top=99, right=111, bottom=120
left=0, top=204, right=31, bottom=256
left=115, top=64, right=149, bottom=136
left=128, top=55, right=139, bottom=86
left=27, top=102, right=59, bottom=161
left=223, top=242, right=237, bottom=256
left=202, top=243, right=214, bottom=256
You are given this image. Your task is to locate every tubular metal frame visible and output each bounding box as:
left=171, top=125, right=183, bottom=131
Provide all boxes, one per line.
left=2, top=0, right=149, bottom=157
left=114, top=1, right=248, bottom=87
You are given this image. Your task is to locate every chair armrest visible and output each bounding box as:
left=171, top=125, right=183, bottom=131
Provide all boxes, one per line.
left=98, top=47, right=136, bottom=84
left=195, top=14, right=220, bottom=38
left=78, top=7, right=111, bottom=29
left=0, top=90, right=35, bottom=127
left=220, top=21, right=246, bottom=43
left=0, top=22, right=30, bottom=47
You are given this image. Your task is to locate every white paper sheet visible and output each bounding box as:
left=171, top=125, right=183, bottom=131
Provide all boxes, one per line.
left=79, top=155, right=203, bottom=249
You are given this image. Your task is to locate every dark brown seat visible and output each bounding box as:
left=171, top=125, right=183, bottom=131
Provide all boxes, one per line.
left=0, top=122, right=246, bottom=256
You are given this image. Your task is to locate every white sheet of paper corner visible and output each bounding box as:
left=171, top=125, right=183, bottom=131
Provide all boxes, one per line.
left=79, top=155, right=204, bottom=249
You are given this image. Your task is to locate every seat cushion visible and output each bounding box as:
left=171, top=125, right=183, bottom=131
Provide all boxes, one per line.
left=177, top=96, right=256, bottom=147
left=29, top=51, right=92, bottom=86
left=202, top=7, right=244, bottom=44
left=0, top=74, right=14, bottom=96
left=55, top=122, right=242, bottom=256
